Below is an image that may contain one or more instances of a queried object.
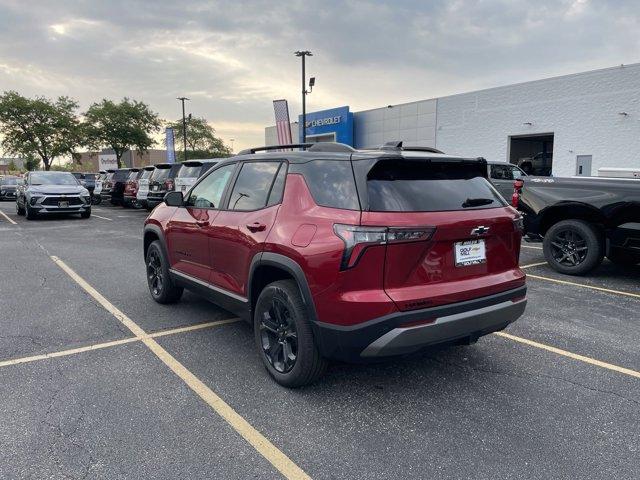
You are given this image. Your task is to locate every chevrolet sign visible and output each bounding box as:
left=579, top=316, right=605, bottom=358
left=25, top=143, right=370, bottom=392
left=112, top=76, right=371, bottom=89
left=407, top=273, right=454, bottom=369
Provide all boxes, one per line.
left=305, top=115, right=342, bottom=128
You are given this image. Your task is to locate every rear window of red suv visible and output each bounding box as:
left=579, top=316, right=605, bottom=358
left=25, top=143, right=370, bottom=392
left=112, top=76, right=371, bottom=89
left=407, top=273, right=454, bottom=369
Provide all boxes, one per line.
left=365, top=159, right=506, bottom=212
left=291, top=160, right=360, bottom=210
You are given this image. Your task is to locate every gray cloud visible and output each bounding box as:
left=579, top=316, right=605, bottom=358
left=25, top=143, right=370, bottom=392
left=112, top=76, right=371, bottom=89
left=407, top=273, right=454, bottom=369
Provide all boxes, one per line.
left=0, top=0, right=638, bottom=150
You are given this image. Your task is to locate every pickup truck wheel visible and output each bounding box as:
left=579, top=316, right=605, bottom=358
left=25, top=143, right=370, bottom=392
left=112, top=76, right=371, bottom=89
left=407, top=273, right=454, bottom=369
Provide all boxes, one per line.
left=254, top=279, right=327, bottom=387
left=543, top=220, right=602, bottom=275
left=146, top=241, right=183, bottom=303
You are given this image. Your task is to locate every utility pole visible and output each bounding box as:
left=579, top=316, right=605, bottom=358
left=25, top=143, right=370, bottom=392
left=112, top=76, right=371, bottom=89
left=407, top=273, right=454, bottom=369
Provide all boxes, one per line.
left=294, top=51, right=312, bottom=143
left=177, top=97, right=189, bottom=161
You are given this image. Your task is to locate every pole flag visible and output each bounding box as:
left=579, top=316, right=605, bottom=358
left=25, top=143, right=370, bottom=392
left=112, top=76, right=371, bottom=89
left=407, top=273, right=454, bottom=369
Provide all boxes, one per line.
left=166, top=127, right=176, bottom=163
left=273, top=99, right=293, bottom=146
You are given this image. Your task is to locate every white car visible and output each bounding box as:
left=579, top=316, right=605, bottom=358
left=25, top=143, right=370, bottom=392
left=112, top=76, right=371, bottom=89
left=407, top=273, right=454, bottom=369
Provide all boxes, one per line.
left=136, top=165, right=156, bottom=208
left=174, top=159, right=220, bottom=195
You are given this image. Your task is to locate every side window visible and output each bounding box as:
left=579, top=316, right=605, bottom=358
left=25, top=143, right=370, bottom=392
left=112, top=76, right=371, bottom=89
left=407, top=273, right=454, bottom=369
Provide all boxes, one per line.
left=267, top=163, right=287, bottom=206
left=293, top=160, right=359, bottom=210
left=511, top=166, right=524, bottom=179
left=229, top=162, right=280, bottom=211
left=186, top=164, right=235, bottom=209
left=490, top=165, right=513, bottom=180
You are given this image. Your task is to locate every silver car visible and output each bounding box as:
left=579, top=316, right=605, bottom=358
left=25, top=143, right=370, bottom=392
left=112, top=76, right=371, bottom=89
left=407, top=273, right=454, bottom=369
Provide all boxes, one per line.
left=16, top=171, right=92, bottom=220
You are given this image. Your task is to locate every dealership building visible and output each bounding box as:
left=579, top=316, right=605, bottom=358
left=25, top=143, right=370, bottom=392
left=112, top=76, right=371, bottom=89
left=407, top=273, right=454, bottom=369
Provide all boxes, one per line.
left=266, top=63, right=640, bottom=177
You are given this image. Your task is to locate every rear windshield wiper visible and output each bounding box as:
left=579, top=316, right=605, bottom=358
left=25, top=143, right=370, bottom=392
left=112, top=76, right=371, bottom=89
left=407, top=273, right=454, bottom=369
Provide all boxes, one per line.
left=462, top=197, right=494, bottom=208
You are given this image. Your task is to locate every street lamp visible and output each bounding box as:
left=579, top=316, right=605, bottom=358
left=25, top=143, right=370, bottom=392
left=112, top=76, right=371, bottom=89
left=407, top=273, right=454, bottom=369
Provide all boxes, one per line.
left=294, top=51, right=313, bottom=143
left=177, top=97, right=190, bottom=161
left=229, top=138, right=235, bottom=153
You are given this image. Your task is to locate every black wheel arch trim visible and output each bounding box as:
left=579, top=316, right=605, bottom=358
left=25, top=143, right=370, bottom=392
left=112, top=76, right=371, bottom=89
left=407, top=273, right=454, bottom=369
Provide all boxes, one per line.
left=143, top=224, right=169, bottom=260
left=248, top=252, right=319, bottom=325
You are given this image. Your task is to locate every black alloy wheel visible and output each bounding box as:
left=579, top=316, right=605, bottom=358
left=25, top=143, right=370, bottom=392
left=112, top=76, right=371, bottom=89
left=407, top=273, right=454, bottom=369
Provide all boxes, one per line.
left=259, top=297, right=298, bottom=373
left=147, top=249, right=164, bottom=297
left=549, top=228, right=588, bottom=267
left=254, top=280, right=327, bottom=387
left=543, top=219, right=602, bottom=275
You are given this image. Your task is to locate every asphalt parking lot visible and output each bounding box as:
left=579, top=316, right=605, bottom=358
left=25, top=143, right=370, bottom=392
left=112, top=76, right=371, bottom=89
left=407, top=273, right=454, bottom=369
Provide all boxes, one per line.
left=1, top=202, right=638, bottom=480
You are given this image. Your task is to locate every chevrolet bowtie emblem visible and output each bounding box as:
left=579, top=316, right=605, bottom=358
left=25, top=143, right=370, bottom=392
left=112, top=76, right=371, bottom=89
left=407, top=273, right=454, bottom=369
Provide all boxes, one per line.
left=471, top=226, right=490, bottom=235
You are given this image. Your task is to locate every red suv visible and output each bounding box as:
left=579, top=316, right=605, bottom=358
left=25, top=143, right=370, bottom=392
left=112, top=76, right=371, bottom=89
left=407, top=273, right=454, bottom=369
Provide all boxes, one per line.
left=143, top=142, right=527, bottom=387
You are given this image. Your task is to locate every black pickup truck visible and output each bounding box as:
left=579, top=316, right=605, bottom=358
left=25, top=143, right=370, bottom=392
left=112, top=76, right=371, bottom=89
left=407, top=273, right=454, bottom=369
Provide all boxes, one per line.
left=513, top=176, right=640, bottom=275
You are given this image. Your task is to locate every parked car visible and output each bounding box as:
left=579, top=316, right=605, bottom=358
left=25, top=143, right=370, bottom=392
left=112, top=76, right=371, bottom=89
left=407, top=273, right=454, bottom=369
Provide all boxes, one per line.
left=146, top=163, right=182, bottom=211
left=518, top=152, right=552, bottom=176
left=513, top=175, right=640, bottom=274
left=143, top=141, right=527, bottom=387
left=135, top=166, right=156, bottom=209
left=16, top=171, right=91, bottom=219
left=98, top=170, right=116, bottom=203
left=0, top=175, right=19, bottom=200
left=123, top=169, right=144, bottom=208
left=174, top=159, right=220, bottom=194
left=487, top=161, right=527, bottom=199
left=102, top=168, right=137, bottom=206
left=92, top=171, right=106, bottom=204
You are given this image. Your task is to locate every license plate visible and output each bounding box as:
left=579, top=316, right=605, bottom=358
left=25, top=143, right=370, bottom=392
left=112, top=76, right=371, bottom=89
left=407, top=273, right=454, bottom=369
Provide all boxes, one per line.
left=152, top=185, right=158, bottom=191
left=454, top=239, right=486, bottom=266
left=58, top=201, right=69, bottom=208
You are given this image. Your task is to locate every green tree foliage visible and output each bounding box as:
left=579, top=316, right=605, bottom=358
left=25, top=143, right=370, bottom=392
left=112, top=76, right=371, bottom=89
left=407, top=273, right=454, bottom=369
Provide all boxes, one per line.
left=166, top=116, right=232, bottom=162
left=84, top=98, right=161, bottom=168
left=7, top=160, right=17, bottom=171
left=0, top=91, right=84, bottom=171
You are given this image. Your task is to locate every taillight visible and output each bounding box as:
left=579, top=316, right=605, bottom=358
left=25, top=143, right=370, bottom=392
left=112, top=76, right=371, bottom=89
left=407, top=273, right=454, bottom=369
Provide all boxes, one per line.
left=164, top=179, right=174, bottom=191
left=334, top=224, right=436, bottom=270
left=511, top=179, right=524, bottom=208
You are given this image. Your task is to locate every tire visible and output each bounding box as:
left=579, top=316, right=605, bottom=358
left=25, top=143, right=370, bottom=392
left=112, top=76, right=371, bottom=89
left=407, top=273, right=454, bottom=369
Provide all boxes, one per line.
left=91, top=196, right=102, bottom=205
left=543, top=220, right=603, bottom=275
left=80, top=209, right=91, bottom=219
left=25, top=204, right=37, bottom=220
left=254, top=280, right=327, bottom=387
left=145, top=240, right=183, bottom=304
left=16, top=200, right=25, bottom=216
left=607, top=250, right=640, bottom=267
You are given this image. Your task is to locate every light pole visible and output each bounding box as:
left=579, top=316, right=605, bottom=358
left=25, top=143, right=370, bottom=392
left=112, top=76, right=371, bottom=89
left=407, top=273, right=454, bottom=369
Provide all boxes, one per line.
left=294, top=51, right=313, bottom=143
left=177, top=97, right=189, bottom=161
left=230, top=138, right=235, bottom=153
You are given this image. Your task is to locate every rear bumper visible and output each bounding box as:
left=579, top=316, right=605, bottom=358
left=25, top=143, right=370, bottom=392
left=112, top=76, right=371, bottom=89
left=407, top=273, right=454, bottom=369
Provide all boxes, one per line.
left=313, top=285, right=526, bottom=361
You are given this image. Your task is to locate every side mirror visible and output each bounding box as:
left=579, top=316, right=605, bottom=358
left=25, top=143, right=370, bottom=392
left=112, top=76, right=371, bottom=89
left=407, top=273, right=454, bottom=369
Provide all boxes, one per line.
left=164, top=191, right=184, bottom=207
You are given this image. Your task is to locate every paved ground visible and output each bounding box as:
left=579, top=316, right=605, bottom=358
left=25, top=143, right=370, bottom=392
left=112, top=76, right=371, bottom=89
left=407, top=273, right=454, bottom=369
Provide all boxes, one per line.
left=0, top=201, right=638, bottom=479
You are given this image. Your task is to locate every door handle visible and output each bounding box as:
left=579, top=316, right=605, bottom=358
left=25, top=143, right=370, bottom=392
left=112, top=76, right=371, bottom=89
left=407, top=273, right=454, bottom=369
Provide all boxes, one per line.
left=246, top=222, right=266, bottom=232
left=196, top=220, right=209, bottom=227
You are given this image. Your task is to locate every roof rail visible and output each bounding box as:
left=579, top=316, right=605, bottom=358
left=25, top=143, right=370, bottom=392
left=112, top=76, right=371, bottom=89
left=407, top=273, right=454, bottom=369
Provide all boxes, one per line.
left=380, top=141, right=444, bottom=154
left=238, top=142, right=356, bottom=155
left=308, top=142, right=355, bottom=153
left=238, top=143, right=313, bottom=155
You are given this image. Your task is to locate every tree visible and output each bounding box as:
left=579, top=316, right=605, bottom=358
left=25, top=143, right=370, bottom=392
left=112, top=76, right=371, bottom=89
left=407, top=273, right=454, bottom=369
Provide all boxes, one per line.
left=24, top=154, right=40, bottom=171
left=166, top=116, right=232, bottom=161
left=0, top=91, right=84, bottom=171
left=84, top=98, right=161, bottom=168
left=7, top=160, right=17, bottom=172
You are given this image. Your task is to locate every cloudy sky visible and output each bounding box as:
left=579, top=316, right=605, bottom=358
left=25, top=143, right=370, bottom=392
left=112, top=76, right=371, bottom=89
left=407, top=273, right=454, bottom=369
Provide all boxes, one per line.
left=1, top=0, right=639, bottom=151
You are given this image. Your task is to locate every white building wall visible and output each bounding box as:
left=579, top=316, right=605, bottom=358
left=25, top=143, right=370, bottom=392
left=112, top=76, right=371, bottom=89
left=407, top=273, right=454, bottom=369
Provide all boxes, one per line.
left=265, top=122, right=299, bottom=147
left=435, top=64, right=640, bottom=177
left=354, top=99, right=437, bottom=148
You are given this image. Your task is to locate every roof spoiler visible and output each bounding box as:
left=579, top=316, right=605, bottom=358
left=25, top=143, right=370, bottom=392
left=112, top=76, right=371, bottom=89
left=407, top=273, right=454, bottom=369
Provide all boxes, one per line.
left=380, top=141, right=444, bottom=154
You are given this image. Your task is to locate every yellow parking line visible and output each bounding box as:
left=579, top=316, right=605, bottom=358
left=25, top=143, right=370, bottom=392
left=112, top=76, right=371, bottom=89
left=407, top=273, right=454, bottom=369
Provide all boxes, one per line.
left=0, top=209, right=17, bottom=225
left=0, top=337, right=139, bottom=368
left=494, top=332, right=640, bottom=379
left=520, top=262, right=548, bottom=269
left=0, top=319, right=240, bottom=369
left=527, top=273, right=640, bottom=300
left=50, top=255, right=310, bottom=480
